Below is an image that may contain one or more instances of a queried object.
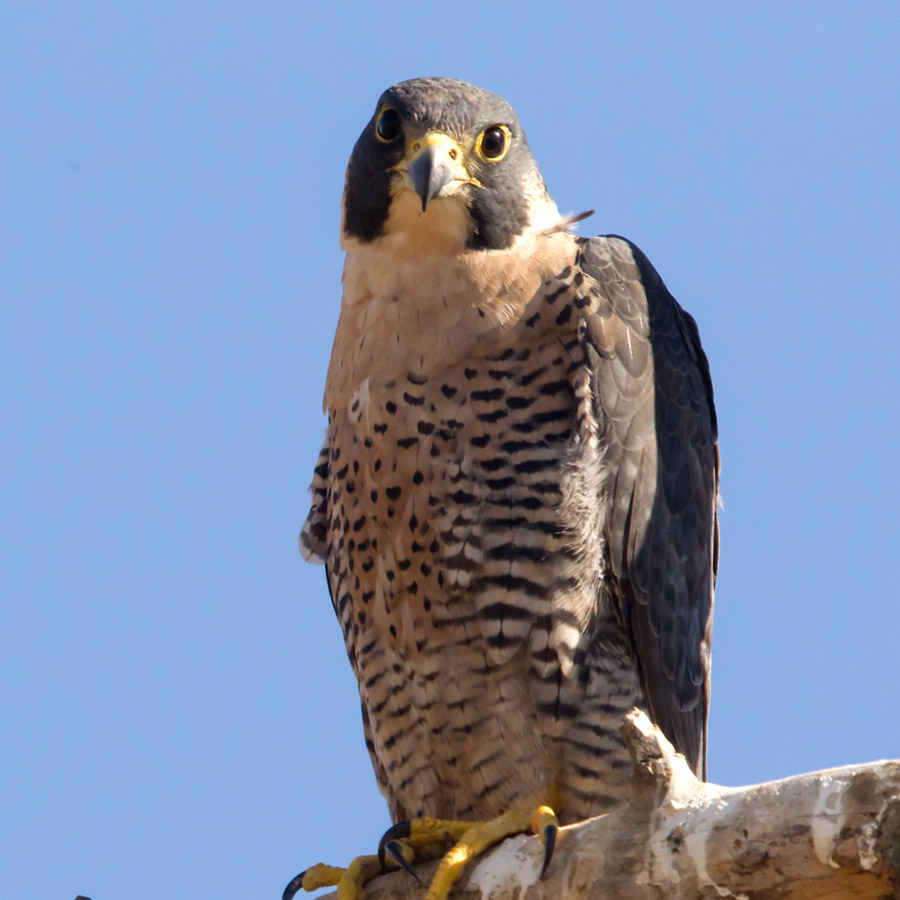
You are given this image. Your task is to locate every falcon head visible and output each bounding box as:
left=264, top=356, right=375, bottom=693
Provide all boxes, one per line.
left=342, top=77, right=564, bottom=251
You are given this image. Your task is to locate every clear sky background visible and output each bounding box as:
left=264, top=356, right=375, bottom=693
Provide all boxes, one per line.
left=2, top=3, right=899, bottom=898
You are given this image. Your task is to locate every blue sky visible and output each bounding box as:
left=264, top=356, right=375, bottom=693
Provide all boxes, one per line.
left=2, top=3, right=899, bottom=898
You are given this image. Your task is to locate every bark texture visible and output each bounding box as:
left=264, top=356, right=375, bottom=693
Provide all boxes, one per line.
left=351, top=710, right=900, bottom=900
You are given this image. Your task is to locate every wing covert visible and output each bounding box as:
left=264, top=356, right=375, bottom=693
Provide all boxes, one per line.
left=578, top=235, right=719, bottom=777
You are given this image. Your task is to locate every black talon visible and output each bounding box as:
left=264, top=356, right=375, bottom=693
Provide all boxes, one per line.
left=282, top=870, right=306, bottom=900
left=383, top=840, right=423, bottom=884
left=377, top=821, right=412, bottom=872
left=540, top=824, right=557, bottom=878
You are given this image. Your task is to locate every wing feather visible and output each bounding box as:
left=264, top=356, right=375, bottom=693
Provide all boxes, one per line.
left=579, top=235, right=719, bottom=777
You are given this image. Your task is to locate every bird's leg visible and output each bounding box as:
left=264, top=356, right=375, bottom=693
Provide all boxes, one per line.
left=378, top=790, right=560, bottom=900
left=282, top=842, right=416, bottom=900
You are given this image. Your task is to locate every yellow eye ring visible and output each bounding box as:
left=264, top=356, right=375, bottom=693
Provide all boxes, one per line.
left=476, top=124, right=511, bottom=162
left=375, top=107, right=403, bottom=144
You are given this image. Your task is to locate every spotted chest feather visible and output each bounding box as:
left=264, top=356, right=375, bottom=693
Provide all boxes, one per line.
left=330, top=337, right=599, bottom=670
left=301, top=243, right=651, bottom=823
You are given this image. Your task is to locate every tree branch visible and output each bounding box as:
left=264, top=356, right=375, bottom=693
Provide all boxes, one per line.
left=344, top=710, right=900, bottom=899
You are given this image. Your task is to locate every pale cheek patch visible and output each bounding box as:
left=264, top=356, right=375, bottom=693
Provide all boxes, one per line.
left=382, top=187, right=475, bottom=249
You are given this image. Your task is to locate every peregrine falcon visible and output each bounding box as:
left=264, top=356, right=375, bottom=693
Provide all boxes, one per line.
left=290, top=77, right=718, bottom=900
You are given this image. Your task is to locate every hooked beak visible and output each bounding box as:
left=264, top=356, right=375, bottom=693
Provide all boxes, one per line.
left=404, top=133, right=471, bottom=212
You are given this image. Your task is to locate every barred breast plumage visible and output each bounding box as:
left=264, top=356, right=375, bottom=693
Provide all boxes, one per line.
left=302, top=225, right=718, bottom=826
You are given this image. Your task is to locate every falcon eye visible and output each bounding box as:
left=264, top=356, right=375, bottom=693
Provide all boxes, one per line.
left=375, top=107, right=403, bottom=143
left=477, top=125, right=510, bottom=162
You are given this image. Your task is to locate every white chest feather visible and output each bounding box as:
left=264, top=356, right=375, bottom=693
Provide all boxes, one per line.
left=324, top=230, right=578, bottom=411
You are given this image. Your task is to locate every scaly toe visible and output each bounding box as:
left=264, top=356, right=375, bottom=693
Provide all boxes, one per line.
left=281, top=857, right=382, bottom=900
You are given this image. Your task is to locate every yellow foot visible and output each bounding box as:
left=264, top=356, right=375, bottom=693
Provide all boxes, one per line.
left=281, top=845, right=414, bottom=900
left=378, top=795, right=560, bottom=900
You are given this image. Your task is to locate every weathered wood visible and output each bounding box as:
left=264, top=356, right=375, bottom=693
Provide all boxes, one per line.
left=333, top=711, right=900, bottom=900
